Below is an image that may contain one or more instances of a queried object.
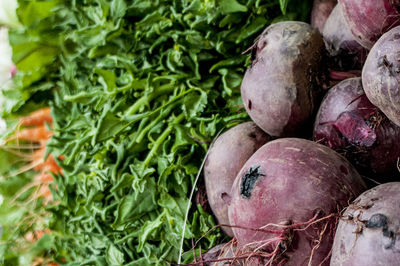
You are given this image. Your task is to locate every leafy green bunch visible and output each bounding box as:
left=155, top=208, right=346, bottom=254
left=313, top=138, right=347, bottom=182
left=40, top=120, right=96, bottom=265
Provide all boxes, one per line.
left=1, top=0, right=312, bottom=265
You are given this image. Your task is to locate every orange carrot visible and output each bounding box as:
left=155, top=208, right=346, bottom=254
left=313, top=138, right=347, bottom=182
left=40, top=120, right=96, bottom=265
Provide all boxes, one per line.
left=39, top=185, right=52, bottom=199
left=34, top=173, right=54, bottom=183
left=31, top=257, right=59, bottom=266
left=32, top=152, right=62, bottom=174
left=19, top=107, right=52, bottom=126
left=41, top=160, right=62, bottom=174
left=7, top=126, right=53, bottom=143
left=25, top=229, right=51, bottom=242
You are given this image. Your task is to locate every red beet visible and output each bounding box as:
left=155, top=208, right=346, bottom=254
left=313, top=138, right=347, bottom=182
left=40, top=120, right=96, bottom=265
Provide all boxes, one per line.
left=241, top=21, right=325, bottom=137
left=204, top=122, right=270, bottom=237
left=322, top=4, right=367, bottom=70
left=313, top=77, right=400, bottom=179
left=338, top=0, right=400, bottom=49
left=311, top=0, right=337, bottom=32
left=228, top=138, right=366, bottom=265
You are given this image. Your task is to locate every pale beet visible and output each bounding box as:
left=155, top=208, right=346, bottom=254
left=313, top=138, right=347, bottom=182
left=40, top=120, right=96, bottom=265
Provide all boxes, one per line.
left=228, top=138, right=366, bottom=265
left=331, top=183, right=400, bottom=265
left=241, top=21, right=325, bottom=137
left=362, top=25, right=400, bottom=127
left=322, top=4, right=367, bottom=70
left=311, top=0, right=337, bottom=32
left=204, top=122, right=270, bottom=237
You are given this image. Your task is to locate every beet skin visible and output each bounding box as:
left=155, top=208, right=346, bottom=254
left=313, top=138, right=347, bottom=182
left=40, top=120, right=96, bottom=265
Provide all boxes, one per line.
left=204, top=122, right=270, bottom=237
left=228, top=138, right=366, bottom=265
left=311, top=0, right=337, bottom=32
left=362, top=25, right=400, bottom=128
left=322, top=4, right=367, bottom=70
left=313, top=77, right=400, bottom=179
left=241, top=21, right=325, bottom=137
left=331, top=183, right=400, bottom=265
left=338, top=0, right=400, bottom=49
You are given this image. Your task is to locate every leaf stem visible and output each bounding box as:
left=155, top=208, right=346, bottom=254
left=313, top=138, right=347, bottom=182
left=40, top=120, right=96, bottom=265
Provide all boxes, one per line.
left=143, top=113, right=185, bottom=167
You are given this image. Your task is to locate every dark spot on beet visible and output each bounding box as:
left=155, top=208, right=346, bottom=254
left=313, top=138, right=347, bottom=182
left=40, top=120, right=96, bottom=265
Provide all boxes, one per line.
left=282, top=28, right=297, bottom=38
left=240, top=166, right=265, bottom=199
left=377, top=55, right=397, bottom=76
left=221, top=192, right=231, bottom=204
left=340, top=241, right=346, bottom=254
left=365, top=213, right=388, bottom=229
left=284, top=86, right=295, bottom=99
left=383, top=230, right=397, bottom=249
left=248, top=131, right=257, bottom=139
left=378, top=55, right=390, bottom=68
left=383, top=228, right=393, bottom=238
left=365, top=213, right=397, bottom=249
left=392, top=33, right=400, bottom=40
left=257, top=41, right=267, bottom=53
left=248, top=100, right=252, bottom=110
left=340, top=165, right=348, bottom=175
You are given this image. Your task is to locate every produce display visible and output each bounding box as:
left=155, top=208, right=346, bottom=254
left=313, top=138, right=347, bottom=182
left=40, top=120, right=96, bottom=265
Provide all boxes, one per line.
left=0, top=0, right=399, bottom=265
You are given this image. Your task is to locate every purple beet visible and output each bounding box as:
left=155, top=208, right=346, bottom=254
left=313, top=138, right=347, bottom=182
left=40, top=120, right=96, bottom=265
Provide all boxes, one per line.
left=204, top=122, right=270, bottom=237
left=313, top=77, right=400, bottom=179
left=311, top=0, right=337, bottom=32
left=331, top=183, right=400, bottom=265
left=241, top=21, right=325, bottom=137
left=362, top=25, right=400, bottom=127
left=322, top=4, right=368, bottom=70
left=338, top=0, right=400, bottom=49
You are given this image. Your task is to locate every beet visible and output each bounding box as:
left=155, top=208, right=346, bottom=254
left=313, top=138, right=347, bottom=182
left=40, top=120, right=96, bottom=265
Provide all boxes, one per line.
left=311, top=0, right=337, bottom=32
left=204, top=122, right=270, bottom=237
left=241, top=21, right=325, bottom=137
left=362, top=25, right=400, bottom=127
left=313, top=78, right=400, bottom=179
left=228, top=138, right=366, bottom=265
left=338, top=0, right=400, bottom=49
left=322, top=4, right=367, bottom=70
left=331, top=183, right=400, bottom=265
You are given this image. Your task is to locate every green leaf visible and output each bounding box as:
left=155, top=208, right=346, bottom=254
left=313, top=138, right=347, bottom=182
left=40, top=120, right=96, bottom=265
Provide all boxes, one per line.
left=106, top=245, right=125, bottom=266
left=280, top=0, right=290, bottom=14
left=96, top=111, right=129, bottom=142
left=218, top=0, right=248, bottom=14
left=110, top=0, right=127, bottom=18
left=112, top=177, right=157, bottom=228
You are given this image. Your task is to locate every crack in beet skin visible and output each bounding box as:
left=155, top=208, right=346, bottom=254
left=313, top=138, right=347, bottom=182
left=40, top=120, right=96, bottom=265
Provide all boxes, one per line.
left=333, top=112, right=376, bottom=147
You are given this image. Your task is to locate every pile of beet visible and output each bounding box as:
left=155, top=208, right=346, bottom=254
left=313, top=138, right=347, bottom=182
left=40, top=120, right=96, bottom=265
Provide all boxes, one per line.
left=197, top=0, right=400, bottom=265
